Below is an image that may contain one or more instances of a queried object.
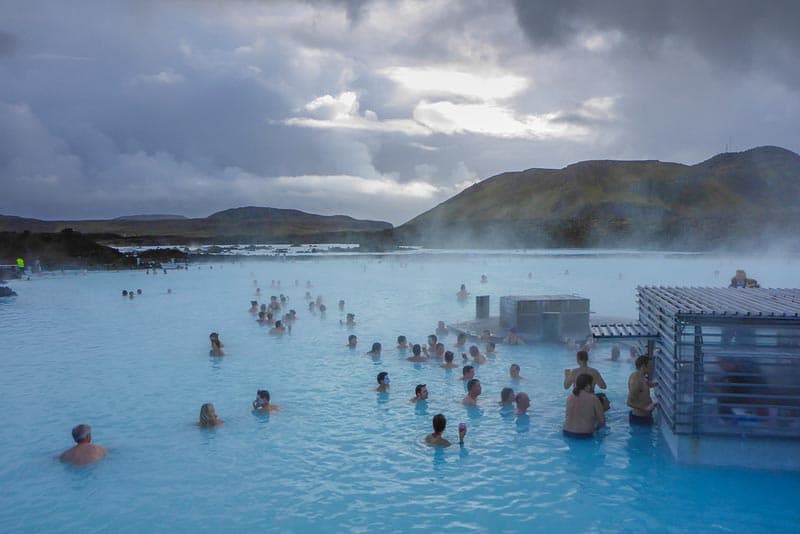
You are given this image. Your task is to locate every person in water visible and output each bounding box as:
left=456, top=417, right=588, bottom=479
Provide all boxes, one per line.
left=627, top=356, right=657, bottom=425
left=456, top=284, right=469, bottom=300
left=500, top=387, right=515, bottom=406
left=505, top=327, right=523, bottom=345
left=407, top=344, right=428, bottom=362
left=454, top=332, right=468, bottom=349
left=397, top=335, right=409, bottom=350
left=435, top=321, right=449, bottom=336
left=563, top=350, right=607, bottom=391
left=376, top=372, right=390, bottom=392
left=563, top=374, right=605, bottom=438
left=425, top=413, right=466, bottom=447
left=341, top=313, right=356, bottom=327
left=248, top=300, right=258, bottom=313
left=440, top=351, right=459, bottom=368
left=252, top=390, right=280, bottom=412
left=60, top=424, right=107, bottom=465
left=462, top=378, right=482, bottom=406
left=509, top=363, right=525, bottom=381
left=515, top=392, right=530, bottom=415
left=410, top=384, right=428, bottom=403
left=347, top=334, right=358, bottom=349
left=209, top=333, right=225, bottom=356
left=268, top=320, right=286, bottom=335
left=485, top=341, right=497, bottom=355
left=366, top=342, right=382, bottom=357
left=461, top=365, right=475, bottom=381
left=468, top=345, right=486, bottom=364
left=198, top=403, right=223, bottom=427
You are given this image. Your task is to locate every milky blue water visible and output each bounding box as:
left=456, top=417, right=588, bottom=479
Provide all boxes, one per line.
left=1, top=250, right=799, bottom=533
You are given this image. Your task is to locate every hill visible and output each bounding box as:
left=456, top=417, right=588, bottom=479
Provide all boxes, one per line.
left=0, top=207, right=393, bottom=245
left=395, top=146, right=800, bottom=249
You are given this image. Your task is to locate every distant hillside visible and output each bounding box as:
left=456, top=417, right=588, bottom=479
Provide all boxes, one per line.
left=396, top=146, right=800, bottom=249
left=114, top=214, right=187, bottom=221
left=0, top=207, right=392, bottom=245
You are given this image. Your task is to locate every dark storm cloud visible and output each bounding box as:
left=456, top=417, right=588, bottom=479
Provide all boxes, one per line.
left=512, top=0, right=800, bottom=87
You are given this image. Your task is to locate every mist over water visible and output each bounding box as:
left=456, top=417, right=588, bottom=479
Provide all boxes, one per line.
left=1, top=249, right=798, bottom=532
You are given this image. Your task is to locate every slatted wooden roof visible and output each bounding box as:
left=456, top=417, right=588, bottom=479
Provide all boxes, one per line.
left=638, top=287, right=800, bottom=318
left=590, top=323, right=659, bottom=339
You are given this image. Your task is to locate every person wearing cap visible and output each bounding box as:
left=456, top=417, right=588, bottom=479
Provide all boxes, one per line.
left=376, top=372, right=390, bottom=392
left=410, top=384, right=428, bottom=403
left=60, top=424, right=108, bottom=465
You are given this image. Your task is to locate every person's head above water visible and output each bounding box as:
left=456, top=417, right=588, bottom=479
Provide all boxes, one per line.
left=71, top=424, right=92, bottom=443
left=377, top=371, right=389, bottom=385
left=412, top=344, right=422, bottom=356
left=501, top=387, right=515, bottom=404
left=432, top=413, right=447, bottom=434
left=348, top=334, right=357, bottom=347
left=370, top=342, right=382, bottom=353
left=415, top=384, right=428, bottom=400
left=444, top=351, right=454, bottom=363
left=469, top=345, right=480, bottom=356
left=515, top=392, right=530, bottom=413
left=576, top=350, right=589, bottom=364
left=573, top=373, right=593, bottom=395
left=467, top=378, right=481, bottom=397
left=397, top=335, right=407, bottom=345
left=462, top=365, right=474, bottom=379
left=510, top=363, right=521, bottom=378
left=199, top=403, right=219, bottom=426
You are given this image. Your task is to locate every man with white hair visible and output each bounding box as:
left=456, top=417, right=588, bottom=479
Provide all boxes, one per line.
left=60, top=424, right=108, bottom=465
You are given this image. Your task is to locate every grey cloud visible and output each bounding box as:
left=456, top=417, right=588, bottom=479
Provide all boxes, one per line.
left=513, top=0, right=800, bottom=86
left=0, top=31, right=16, bottom=56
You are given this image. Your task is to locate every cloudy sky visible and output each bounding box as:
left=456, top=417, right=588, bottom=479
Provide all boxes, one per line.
left=1, top=0, right=798, bottom=225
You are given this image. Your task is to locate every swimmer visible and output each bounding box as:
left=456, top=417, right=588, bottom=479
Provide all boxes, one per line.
left=435, top=321, right=449, bottom=337
left=255, top=287, right=261, bottom=296
left=485, top=341, right=496, bottom=355
left=252, top=390, right=280, bottom=412
left=454, top=332, right=468, bottom=349
left=433, top=342, right=445, bottom=359
left=268, top=320, right=286, bottom=336
left=456, top=284, right=469, bottom=301
left=260, top=303, right=267, bottom=313
left=376, top=372, right=390, bottom=392
left=424, top=413, right=466, bottom=447
left=340, top=313, right=356, bottom=327
left=480, top=329, right=492, bottom=342
left=308, top=301, right=317, bottom=314
left=318, top=304, right=326, bottom=316
left=268, top=296, right=281, bottom=312
left=266, top=312, right=275, bottom=325
left=440, top=351, right=459, bottom=368
left=338, top=299, right=345, bottom=311
left=500, top=387, right=515, bottom=406
left=515, top=392, right=530, bottom=415
left=509, top=363, right=525, bottom=381
left=461, top=365, right=475, bottom=381
left=122, top=290, right=128, bottom=296
left=407, top=344, right=428, bottom=362
left=469, top=345, right=486, bottom=364
left=563, top=374, right=604, bottom=438
left=607, top=345, right=622, bottom=362
left=210, top=338, right=225, bottom=356
left=505, top=327, right=523, bottom=345
left=564, top=350, right=607, bottom=391
left=366, top=342, right=382, bottom=357
left=257, top=311, right=269, bottom=325
left=198, top=403, right=223, bottom=427
left=627, top=356, right=657, bottom=425
left=410, top=384, right=428, bottom=403
left=136, top=289, right=142, bottom=295
left=462, top=378, right=481, bottom=405
left=347, top=334, right=358, bottom=349
left=248, top=300, right=258, bottom=313
left=427, top=334, right=438, bottom=352
left=59, top=424, right=107, bottom=466
left=480, top=274, right=488, bottom=284
left=397, top=335, right=409, bottom=350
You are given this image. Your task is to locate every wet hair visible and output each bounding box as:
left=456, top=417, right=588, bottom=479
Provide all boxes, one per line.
left=432, top=413, right=447, bottom=433
left=371, top=342, right=381, bottom=353
left=348, top=334, right=357, bottom=342
left=510, top=363, right=520, bottom=372
left=635, top=355, right=652, bottom=369
left=460, top=284, right=466, bottom=290
left=444, top=351, right=454, bottom=362
left=462, top=365, right=474, bottom=376
left=467, top=378, right=480, bottom=393
left=415, top=384, right=426, bottom=396
left=577, top=350, right=589, bottom=363
left=377, top=371, right=388, bottom=384
left=501, top=387, right=515, bottom=403
left=257, top=390, right=270, bottom=401
left=397, top=335, right=406, bottom=344
left=199, top=403, right=217, bottom=426
left=209, top=332, right=219, bottom=339
left=274, top=320, right=283, bottom=328
left=412, top=344, right=422, bottom=356
left=428, top=334, right=437, bottom=345
left=469, top=345, right=479, bottom=355
left=122, top=290, right=128, bottom=296
left=487, top=341, right=496, bottom=350
left=71, top=424, right=91, bottom=443
left=250, top=300, right=258, bottom=306
left=573, top=373, right=593, bottom=396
